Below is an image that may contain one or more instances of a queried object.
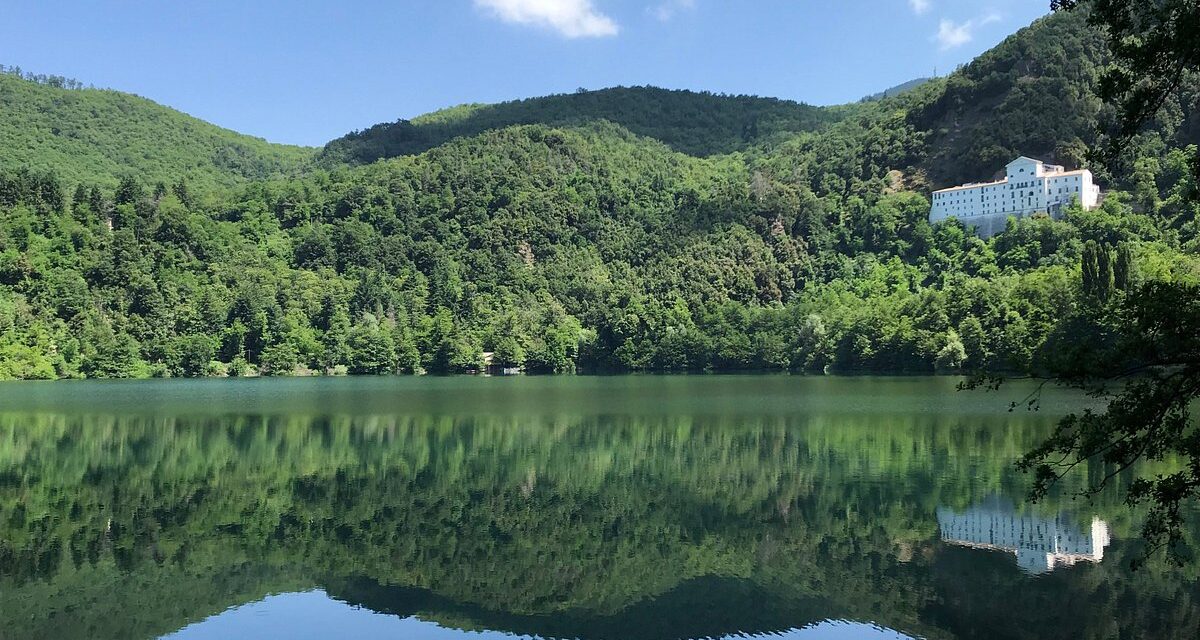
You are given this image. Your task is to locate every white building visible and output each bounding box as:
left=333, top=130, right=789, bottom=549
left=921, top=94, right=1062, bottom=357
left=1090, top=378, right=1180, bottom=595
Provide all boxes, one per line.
left=937, top=501, right=1111, bottom=574
left=929, top=156, right=1101, bottom=237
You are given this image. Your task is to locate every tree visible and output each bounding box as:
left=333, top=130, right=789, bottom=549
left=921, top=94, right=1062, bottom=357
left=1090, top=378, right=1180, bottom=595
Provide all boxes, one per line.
left=935, top=330, right=967, bottom=372
left=294, top=225, right=337, bottom=270
left=1081, top=240, right=1102, bottom=300
left=320, top=302, right=352, bottom=371
left=172, top=335, right=215, bottom=378
left=393, top=324, right=422, bottom=373
left=1016, top=0, right=1200, bottom=564
left=1019, top=283, right=1200, bottom=564
left=1052, top=0, right=1200, bottom=183
left=113, top=176, right=144, bottom=206
left=260, top=342, right=300, bottom=376
left=1081, top=240, right=1115, bottom=302
left=492, top=336, right=525, bottom=369
left=346, top=314, right=396, bottom=375
left=794, top=313, right=832, bottom=372
left=1113, top=242, right=1134, bottom=292
left=81, top=324, right=143, bottom=379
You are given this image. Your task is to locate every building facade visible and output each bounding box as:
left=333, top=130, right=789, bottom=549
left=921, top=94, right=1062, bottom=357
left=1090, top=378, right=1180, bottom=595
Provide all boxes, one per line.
left=929, top=156, right=1101, bottom=237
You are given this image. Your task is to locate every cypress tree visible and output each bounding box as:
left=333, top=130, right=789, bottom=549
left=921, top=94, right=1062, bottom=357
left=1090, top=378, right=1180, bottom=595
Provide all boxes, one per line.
left=1113, top=243, right=1134, bottom=292
left=1096, top=243, right=1115, bottom=302
left=1082, top=240, right=1101, bottom=300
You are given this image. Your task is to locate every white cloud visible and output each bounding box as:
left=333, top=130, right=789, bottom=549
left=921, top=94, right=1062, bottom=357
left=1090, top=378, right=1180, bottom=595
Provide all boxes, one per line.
left=908, top=0, right=931, bottom=15
left=649, top=0, right=696, bottom=22
left=935, top=13, right=1000, bottom=50
left=474, top=0, right=619, bottom=38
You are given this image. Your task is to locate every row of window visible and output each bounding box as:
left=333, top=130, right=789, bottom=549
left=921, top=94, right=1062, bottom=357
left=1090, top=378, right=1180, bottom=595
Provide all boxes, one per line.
left=936, top=188, right=1081, bottom=207
left=934, top=177, right=1084, bottom=202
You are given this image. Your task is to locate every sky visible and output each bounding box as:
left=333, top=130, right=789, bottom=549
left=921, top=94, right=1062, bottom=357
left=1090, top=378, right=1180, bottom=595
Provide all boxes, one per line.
left=0, top=0, right=1052, bottom=147
left=163, top=590, right=916, bottom=640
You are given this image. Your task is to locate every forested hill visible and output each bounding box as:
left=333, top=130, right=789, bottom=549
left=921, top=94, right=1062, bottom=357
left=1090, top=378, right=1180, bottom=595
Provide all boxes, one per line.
left=904, top=8, right=1197, bottom=188
left=316, top=8, right=1197, bottom=192
left=860, top=77, right=932, bottom=103
left=0, top=68, right=313, bottom=190
left=1, top=9, right=1199, bottom=380
left=317, top=86, right=844, bottom=164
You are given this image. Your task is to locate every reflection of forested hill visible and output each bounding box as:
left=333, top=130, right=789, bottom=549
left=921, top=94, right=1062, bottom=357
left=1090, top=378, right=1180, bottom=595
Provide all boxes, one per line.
left=1, top=384, right=1197, bottom=640
left=327, top=576, right=841, bottom=640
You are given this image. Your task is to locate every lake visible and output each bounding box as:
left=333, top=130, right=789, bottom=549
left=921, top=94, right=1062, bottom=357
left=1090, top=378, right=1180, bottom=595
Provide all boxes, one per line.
left=0, top=375, right=1196, bottom=639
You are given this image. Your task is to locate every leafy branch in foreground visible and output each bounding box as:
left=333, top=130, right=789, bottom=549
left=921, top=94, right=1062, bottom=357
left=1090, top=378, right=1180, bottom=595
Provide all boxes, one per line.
left=1052, top=0, right=1200, bottom=185
left=1018, top=282, right=1200, bottom=565
left=1027, top=0, right=1200, bottom=565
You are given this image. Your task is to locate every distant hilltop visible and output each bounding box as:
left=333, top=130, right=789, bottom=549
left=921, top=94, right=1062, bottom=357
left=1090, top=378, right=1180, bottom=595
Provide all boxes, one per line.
left=860, top=77, right=933, bottom=103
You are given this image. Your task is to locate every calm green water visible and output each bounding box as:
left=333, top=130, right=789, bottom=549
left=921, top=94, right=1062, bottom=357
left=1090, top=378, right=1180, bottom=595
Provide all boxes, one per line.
left=0, top=376, right=1196, bottom=639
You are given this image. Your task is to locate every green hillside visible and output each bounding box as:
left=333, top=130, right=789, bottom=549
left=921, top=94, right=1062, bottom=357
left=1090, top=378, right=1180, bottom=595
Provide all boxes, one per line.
left=860, top=76, right=932, bottom=102
left=0, top=68, right=313, bottom=190
left=318, top=85, right=845, bottom=163
left=0, top=9, right=1198, bottom=380
left=764, top=9, right=1199, bottom=194
left=905, top=9, right=1198, bottom=188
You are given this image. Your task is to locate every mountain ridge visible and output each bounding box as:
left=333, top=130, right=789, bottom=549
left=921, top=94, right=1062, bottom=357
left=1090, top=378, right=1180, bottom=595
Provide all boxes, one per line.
left=0, top=68, right=314, bottom=190
left=317, top=85, right=848, bottom=164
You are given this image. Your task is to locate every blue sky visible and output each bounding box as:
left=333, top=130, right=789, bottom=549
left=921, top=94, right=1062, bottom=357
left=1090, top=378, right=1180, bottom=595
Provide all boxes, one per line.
left=1, top=0, right=1051, bottom=147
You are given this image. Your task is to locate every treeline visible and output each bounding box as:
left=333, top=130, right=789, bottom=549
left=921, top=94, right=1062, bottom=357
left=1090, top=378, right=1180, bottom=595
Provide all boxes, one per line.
left=0, top=64, right=88, bottom=90
left=0, top=70, right=312, bottom=191
left=2, top=121, right=1197, bottom=379
left=318, top=85, right=843, bottom=164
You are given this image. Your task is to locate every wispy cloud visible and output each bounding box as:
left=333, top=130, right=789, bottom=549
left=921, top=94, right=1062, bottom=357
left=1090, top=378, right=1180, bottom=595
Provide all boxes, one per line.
left=908, top=0, right=931, bottom=15
left=475, top=0, right=619, bottom=38
left=649, top=0, right=696, bottom=22
left=935, top=12, right=1000, bottom=50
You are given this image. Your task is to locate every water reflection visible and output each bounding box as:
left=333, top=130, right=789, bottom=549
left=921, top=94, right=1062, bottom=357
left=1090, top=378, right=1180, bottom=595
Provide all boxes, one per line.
left=0, top=376, right=1194, bottom=640
left=937, top=498, right=1112, bottom=574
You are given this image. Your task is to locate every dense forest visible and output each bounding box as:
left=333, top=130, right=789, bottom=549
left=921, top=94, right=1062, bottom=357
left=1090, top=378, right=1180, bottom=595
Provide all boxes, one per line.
left=0, top=9, right=1198, bottom=379
left=318, top=85, right=843, bottom=164
left=0, top=66, right=311, bottom=190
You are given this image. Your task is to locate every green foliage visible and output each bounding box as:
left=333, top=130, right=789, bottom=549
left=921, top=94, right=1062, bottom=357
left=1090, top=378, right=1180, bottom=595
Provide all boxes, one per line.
left=908, top=9, right=1111, bottom=187
left=1081, top=240, right=1115, bottom=301
left=1012, top=0, right=1200, bottom=568
left=169, top=334, right=216, bottom=378
left=319, top=85, right=842, bottom=163
left=259, top=342, right=300, bottom=376
left=0, top=380, right=1196, bottom=639
left=0, top=69, right=312, bottom=190
left=346, top=314, right=396, bottom=375
left=0, top=9, right=1198, bottom=379
left=1019, top=282, right=1200, bottom=565
left=935, top=330, right=967, bottom=372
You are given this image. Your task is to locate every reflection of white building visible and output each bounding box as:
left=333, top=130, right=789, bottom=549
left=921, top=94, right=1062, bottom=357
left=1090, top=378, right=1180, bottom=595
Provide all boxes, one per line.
left=936, top=500, right=1111, bottom=574
left=929, top=156, right=1102, bottom=238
